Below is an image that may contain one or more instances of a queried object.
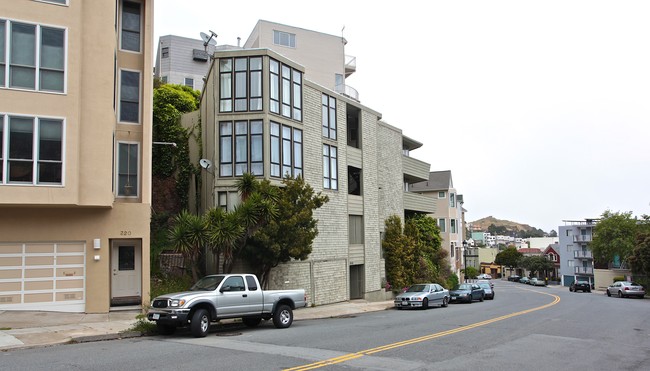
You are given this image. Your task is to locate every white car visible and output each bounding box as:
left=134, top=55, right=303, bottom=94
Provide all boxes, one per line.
left=477, top=273, right=492, bottom=280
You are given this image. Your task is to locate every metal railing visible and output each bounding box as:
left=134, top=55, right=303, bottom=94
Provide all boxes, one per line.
left=574, top=266, right=594, bottom=275
left=574, top=250, right=593, bottom=259
left=335, top=84, right=359, bottom=101
left=573, top=235, right=593, bottom=242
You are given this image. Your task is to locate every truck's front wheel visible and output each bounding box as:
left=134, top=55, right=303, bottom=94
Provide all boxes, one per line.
left=191, top=309, right=210, bottom=337
left=273, top=304, right=293, bottom=329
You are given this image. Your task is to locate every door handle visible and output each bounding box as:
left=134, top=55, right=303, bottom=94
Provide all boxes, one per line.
left=242, top=294, right=247, bottom=297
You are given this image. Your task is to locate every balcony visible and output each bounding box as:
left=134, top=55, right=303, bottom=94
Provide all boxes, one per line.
left=573, top=235, right=592, bottom=243
left=402, top=155, right=430, bottom=183
left=345, top=55, right=356, bottom=77
left=403, top=192, right=436, bottom=214
left=574, top=250, right=593, bottom=259
left=574, top=266, right=594, bottom=275
left=335, top=84, right=359, bottom=101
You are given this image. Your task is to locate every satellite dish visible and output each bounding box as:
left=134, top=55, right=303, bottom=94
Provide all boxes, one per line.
left=199, top=159, right=213, bottom=169
left=200, top=31, right=217, bottom=46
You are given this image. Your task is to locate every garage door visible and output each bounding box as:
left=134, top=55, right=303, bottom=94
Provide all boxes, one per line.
left=0, top=242, right=85, bottom=312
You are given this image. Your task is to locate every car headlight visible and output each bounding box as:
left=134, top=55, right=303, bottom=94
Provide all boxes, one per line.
left=170, top=299, right=186, bottom=307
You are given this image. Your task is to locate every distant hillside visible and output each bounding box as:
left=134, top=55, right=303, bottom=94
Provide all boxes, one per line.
left=470, top=216, right=546, bottom=237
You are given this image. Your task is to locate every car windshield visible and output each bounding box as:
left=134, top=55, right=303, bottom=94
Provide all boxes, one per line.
left=190, top=275, right=225, bottom=291
left=455, top=284, right=472, bottom=290
left=406, top=284, right=427, bottom=292
left=479, top=283, right=491, bottom=290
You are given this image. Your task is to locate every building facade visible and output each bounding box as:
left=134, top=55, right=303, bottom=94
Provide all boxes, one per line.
left=0, top=0, right=153, bottom=313
left=558, top=219, right=596, bottom=287
left=192, top=20, right=435, bottom=305
left=409, top=170, right=465, bottom=277
left=154, top=34, right=219, bottom=92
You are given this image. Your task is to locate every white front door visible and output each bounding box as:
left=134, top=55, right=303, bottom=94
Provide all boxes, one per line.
left=111, top=240, right=142, bottom=304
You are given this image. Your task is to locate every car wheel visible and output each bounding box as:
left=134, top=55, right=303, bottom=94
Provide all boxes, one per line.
left=587, top=288, right=591, bottom=293
left=607, top=289, right=611, bottom=297
left=242, top=317, right=262, bottom=327
left=569, top=287, right=573, bottom=292
left=273, top=304, right=293, bottom=328
left=442, top=297, right=449, bottom=307
left=479, top=294, right=484, bottom=302
left=618, top=291, right=624, bottom=298
left=156, top=323, right=176, bottom=335
left=190, top=309, right=210, bottom=338
left=421, top=298, right=429, bottom=310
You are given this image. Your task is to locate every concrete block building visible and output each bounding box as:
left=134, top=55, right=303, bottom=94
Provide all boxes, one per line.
left=0, top=0, right=154, bottom=313
left=192, top=20, right=435, bottom=305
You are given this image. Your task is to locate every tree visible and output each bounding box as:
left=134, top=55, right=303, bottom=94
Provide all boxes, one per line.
left=627, top=215, right=650, bottom=278
left=494, top=247, right=522, bottom=273
left=463, top=266, right=478, bottom=279
left=519, top=255, right=554, bottom=277
left=167, top=210, right=207, bottom=282
left=590, top=210, right=638, bottom=267
left=383, top=215, right=417, bottom=291
left=244, top=176, right=329, bottom=288
left=548, top=230, right=558, bottom=238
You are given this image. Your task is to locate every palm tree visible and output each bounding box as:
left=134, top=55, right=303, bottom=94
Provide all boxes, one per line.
left=167, top=210, right=207, bottom=281
left=205, top=207, right=243, bottom=273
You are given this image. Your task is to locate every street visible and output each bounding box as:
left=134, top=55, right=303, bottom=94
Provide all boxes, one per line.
left=3, top=281, right=649, bottom=370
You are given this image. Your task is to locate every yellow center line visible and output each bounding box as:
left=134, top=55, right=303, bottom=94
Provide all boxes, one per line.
left=284, top=289, right=560, bottom=371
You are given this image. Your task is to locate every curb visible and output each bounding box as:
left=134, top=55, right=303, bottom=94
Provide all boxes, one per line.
left=71, top=331, right=143, bottom=344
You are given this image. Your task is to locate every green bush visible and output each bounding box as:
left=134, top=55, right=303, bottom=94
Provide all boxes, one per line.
left=151, top=273, right=194, bottom=299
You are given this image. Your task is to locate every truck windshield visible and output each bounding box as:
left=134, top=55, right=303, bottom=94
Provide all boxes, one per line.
left=190, top=275, right=225, bottom=291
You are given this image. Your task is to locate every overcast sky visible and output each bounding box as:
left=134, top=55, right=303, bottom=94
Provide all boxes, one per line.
left=155, top=0, right=650, bottom=233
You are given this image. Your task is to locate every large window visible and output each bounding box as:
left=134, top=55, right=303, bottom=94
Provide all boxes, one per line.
left=270, top=121, right=302, bottom=178
left=322, top=94, right=336, bottom=140
left=119, top=70, right=140, bottom=123
left=121, top=1, right=141, bottom=52
left=269, top=59, right=301, bottom=121
left=273, top=30, right=296, bottom=47
left=451, top=219, right=457, bottom=234
left=323, top=144, right=338, bottom=190
left=219, top=120, right=263, bottom=177
left=117, top=142, right=138, bottom=196
left=1, top=115, right=63, bottom=185
left=220, top=57, right=263, bottom=113
left=450, top=193, right=455, bottom=207
left=438, top=218, right=446, bottom=233
left=1, top=20, right=65, bottom=92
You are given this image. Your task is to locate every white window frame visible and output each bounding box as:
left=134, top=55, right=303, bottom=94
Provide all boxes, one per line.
left=34, top=0, right=69, bottom=6
left=323, top=144, right=338, bottom=190
left=273, top=30, right=296, bottom=48
left=1, top=19, right=67, bottom=93
left=0, top=113, right=65, bottom=186
left=116, top=141, right=139, bottom=198
left=438, top=218, right=446, bottom=233
left=438, top=191, right=446, bottom=198
left=184, top=77, right=193, bottom=89
left=119, top=0, right=142, bottom=53
left=118, top=68, right=141, bottom=124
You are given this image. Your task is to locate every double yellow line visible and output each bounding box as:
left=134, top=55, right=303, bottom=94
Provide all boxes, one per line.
left=285, top=290, right=560, bottom=371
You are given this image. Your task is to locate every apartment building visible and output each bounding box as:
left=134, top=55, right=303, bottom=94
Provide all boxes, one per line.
left=154, top=34, right=219, bottom=92
left=558, top=219, right=596, bottom=287
left=410, top=170, right=465, bottom=276
left=190, top=20, right=435, bottom=305
left=0, top=0, right=153, bottom=313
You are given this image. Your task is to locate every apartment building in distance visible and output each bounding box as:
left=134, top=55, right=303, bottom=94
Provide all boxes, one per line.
left=558, top=219, right=597, bottom=288
left=0, top=0, right=154, bottom=313
left=410, top=170, right=466, bottom=277
left=188, top=20, right=435, bottom=305
left=154, top=34, right=220, bottom=92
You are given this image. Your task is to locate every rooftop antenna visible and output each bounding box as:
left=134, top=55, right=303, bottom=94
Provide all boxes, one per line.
left=200, top=30, right=218, bottom=51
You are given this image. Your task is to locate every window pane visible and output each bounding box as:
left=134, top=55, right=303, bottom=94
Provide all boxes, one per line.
left=235, top=136, right=247, bottom=162
left=120, top=70, right=139, bottom=122
left=121, top=1, right=141, bottom=51
left=11, top=23, right=35, bottom=66
left=39, top=119, right=62, bottom=161
left=250, top=57, right=262, bottom=70
left=250, top=71, right=261, bottom=96
left=220, top=136, right=231, bottom=162
left=40, top=70, right=64, bottom=92
left=9, top=117, right=33, bottom=160
left=294, top=142, right=302, bottom=168
left=220, top=73, right=231, bottom=98
left=270, top=136, right=279, bottom=163
left=270, top=74, right=279, bottom=100
left=41, top=27, right=64, bottom=70
left=1, top=20, right=6, bottom=85
left=220, top=58, right=232, bottom=72
left=38, top=162, right=61, bottom=183
left=250, top=98, right=262, bottom=111
left=235, top=71, right=246, bottom=98
left=10, top=66, right=35, bottom=89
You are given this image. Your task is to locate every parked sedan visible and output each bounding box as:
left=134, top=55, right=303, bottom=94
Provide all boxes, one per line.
left=477, top=282, right=495, bottom=300
left=507, top=275, right=521, bottom=282
left=477, top=273, right=492, bottom=280
left=450, top=283, right=485, bottom=303
left=530, top=278, right=546, bottom=287
left=606, top=281, right=646, bottom=298
left=394, top=283, right=450, bottom=309
left=519, top=277, right=530, bottom=284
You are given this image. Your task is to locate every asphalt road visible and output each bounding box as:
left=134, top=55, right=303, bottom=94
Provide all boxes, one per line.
left=3, top=281, right=649, bottom=370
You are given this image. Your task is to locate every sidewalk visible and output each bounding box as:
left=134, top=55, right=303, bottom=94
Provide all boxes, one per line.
left=0, top=299, right=394, bottom=351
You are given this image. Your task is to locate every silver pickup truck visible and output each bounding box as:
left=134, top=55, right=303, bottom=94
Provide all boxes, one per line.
left=147, top=273, right=306, bottom=337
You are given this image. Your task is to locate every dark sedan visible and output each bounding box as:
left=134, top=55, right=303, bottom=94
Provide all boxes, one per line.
left=450, top=283, right=485, bottom=303
left=478, top=282, right=495, bottom=300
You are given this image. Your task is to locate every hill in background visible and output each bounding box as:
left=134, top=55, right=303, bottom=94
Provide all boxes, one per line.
left=469, top=216, right=547, bottom=238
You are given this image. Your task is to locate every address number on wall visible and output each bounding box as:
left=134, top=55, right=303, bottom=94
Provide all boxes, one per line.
left=120, top=230, right=132, bottom=236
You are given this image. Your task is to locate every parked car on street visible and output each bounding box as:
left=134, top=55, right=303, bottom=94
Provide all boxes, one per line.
left=148, top=274, right=306, bottom=337
left=507, top=275, right=521, bottom=282
left=477, top=279, right=494, bottom=288
left=450, top=283, right=485, bottom=303
left=477, top=282, right=495, bottom=300
left=477, top=273, right=492, bottom=280
left=569, top=277, right=591, bottom=292
left=606, top=281, right=646, bottom=298
left=530, top=278, right=546, bottom=287
left=394, top=283, right=450, bottom=309
left=519, top=277, right=530, bottom=284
